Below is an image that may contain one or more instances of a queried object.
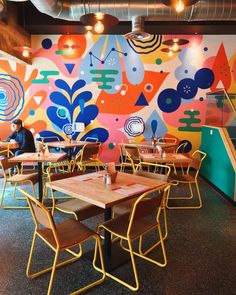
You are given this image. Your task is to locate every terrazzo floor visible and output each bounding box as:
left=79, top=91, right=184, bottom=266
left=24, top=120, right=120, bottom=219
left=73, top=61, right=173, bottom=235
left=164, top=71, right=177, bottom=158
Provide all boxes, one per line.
left=0, top=175, right=236, bottom=295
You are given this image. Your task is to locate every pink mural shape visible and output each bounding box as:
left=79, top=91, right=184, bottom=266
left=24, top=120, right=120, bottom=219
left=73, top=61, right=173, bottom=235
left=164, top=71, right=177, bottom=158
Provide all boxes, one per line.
left=97, top=113, right=130, bottom=163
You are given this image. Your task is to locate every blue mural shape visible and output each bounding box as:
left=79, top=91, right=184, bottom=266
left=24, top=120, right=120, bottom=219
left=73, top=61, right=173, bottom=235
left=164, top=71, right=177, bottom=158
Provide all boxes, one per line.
left=79, top=35, right=144, bottom=94
left=143, top=110, right=167, bottom=141
left=135, top=92, right=149, bottom=106
left=158, top=88, right=181, bottom=113
left=0, top=74, right=25, bottom=122
left=177, top=78, right=198, bottom=100
left=194, top=68, right=214, bottom=89
left=42, top=38, right=52, bottom=49
left=40, top=79, right=109, bottom=152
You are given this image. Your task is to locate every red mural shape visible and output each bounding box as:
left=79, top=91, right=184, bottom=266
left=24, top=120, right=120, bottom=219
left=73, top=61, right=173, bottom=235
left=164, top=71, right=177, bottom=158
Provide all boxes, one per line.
left=211, top=43, right=231, bottom=91
left=96, top=71, right=169, bottom=114
left=57, top=35, right=87, bottom=60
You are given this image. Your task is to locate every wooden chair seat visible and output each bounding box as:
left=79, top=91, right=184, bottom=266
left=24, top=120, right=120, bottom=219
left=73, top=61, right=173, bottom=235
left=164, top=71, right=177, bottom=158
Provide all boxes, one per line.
left=102, top=212, right=158, bottom=240
left=56, top=199, right=103, bottom=221
left=37, top=218, right=95, bottom=249
left=8, top=172, right=38, bottom=184
left=168, top=174, right=195, bottom=183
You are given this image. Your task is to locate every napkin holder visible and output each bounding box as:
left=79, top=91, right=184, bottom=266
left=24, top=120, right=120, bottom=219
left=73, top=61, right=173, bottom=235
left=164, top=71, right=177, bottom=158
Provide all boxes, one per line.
left=110, top=171, right=118, bottom=183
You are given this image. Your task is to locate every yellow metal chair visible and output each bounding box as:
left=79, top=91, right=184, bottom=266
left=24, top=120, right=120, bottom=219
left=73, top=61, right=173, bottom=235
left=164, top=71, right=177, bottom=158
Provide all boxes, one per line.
left=74, top=142, right=102, bottom=171
left=167, top=142, right=188, bottom=174
left=0, top=157, right=38, bottom=209
left=119, top=144, right=133, bottom=172
left=113, top=164, right=171, bottom=241
left=84, top=137, right=99, bottom=142
left=166, top=150, right=207, bottom=209
left=45, top=162, right=103, bottom=221
left=19, top=189, right=105, bottom=295
left=124, top=145, right=142, bottom=172
left=95, top=186, right=169, bottom=291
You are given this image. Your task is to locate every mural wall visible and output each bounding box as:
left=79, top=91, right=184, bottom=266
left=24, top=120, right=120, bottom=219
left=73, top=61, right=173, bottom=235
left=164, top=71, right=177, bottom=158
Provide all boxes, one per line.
left=0, top=34, right=235, bottom=163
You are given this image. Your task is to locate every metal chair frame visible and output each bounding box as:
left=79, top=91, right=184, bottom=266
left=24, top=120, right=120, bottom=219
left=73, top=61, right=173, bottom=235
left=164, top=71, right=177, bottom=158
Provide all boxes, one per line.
left=19, top=189, right=106, bottom=295
left=166, top=150, right=207, bottom=209
left=95, top=186, right=169, bottom=291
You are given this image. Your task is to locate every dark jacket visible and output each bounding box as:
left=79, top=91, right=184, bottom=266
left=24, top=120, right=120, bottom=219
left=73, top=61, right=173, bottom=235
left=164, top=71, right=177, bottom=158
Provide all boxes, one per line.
left=7, top=127, right=36, bottom=152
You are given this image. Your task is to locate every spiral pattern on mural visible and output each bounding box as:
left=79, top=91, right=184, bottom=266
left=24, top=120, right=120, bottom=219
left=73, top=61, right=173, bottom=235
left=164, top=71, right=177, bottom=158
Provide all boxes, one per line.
left=127, top=35, right=162, bottom=54
left=0, top=74, right=25, bottom=122
left=124, top=116, right=145, bottom=137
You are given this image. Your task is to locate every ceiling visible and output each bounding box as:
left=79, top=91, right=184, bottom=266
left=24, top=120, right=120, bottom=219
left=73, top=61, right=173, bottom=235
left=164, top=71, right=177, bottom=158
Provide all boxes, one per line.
left=7, top=0, right=236, bottom=35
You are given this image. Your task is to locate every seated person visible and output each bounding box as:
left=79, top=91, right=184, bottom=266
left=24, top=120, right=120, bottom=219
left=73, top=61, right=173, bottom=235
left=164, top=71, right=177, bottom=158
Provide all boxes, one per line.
left=7, top=119, right=36, bottom=156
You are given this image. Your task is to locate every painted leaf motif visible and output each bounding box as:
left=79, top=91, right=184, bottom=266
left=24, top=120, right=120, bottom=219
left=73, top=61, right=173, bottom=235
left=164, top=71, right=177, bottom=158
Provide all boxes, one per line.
left=47, top=106, right=70, bottom=130
left=75, top=105, right=99, bottom=125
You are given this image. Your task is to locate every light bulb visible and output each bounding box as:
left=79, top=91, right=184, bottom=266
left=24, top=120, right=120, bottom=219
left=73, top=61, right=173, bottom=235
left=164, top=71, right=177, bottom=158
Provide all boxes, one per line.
left=173, top=38, right=179, bottom=43
left=86, top=30, right=93, bottom=39
left=168, top=50, right=173, bottom=57
left=171, top=43, right=179, bottom=51
left=95, top=12, right=104, bottom=21
left=176, top=0, right=185, bottom=13
left=94, top=20, right=104, bottom=34
left=22, top=48, right=29, bottom=58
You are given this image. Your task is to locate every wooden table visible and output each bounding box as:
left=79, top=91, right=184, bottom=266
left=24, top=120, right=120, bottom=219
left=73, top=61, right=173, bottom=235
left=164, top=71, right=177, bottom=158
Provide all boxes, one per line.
left=120, top=141, right=178, bottom=151
left=0, top=141, right=19, bottom=155
left=9, top=152, right=67, bottom=201
left=141, top=152, right=191, bottom=164
left=47, top=171, right=168, bottom=269
left=47, top=140, right=91, bottom=160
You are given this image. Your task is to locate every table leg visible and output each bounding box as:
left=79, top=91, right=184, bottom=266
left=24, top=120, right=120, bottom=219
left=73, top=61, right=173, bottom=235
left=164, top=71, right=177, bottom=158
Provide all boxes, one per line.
left=104, top=207, right=112, bottom=265
left=38, top=162, right=43, bottom=202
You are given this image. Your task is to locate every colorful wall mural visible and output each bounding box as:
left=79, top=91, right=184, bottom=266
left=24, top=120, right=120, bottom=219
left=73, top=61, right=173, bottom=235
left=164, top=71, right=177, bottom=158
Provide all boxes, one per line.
left=0, top=34, right=235, bottom=163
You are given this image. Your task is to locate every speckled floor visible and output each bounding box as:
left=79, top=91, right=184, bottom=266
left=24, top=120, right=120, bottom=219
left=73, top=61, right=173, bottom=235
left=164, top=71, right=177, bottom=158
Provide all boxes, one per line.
left=0, top=175, right=236, bottom=295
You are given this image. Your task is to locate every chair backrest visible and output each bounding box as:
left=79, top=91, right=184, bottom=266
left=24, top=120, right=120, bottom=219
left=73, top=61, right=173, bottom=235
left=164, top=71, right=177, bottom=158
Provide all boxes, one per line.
left=135, top=164, right=171, bottom=180
left=19, top=189, right=58, bottom=244
left=157, top=137, right=177, bottom=144
left=81, top=143, right=100, bottom=161
left=176, top=142, right=188, bottom=153
left=39, top=136, right=60, bottom=143
left=84, top=137, right=99, bottom=143
left=187, top=150, right=207, bottom=178
left=124, top=146, right=140, bottom=161
left=0, top=157, right=16, bottom=178
left=47, top=166, right=84, bottom=182
left=127, top=186, right=169, bottom=236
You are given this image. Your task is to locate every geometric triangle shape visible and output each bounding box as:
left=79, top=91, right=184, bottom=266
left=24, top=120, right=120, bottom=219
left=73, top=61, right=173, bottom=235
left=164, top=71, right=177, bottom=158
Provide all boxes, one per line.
left=215, top=80, right=224, bottom=89
left=135, top=92, right=149, bottom=106
left=33, top=96, right=43, bottom=105
left=65, top=63, right=75, bottom=74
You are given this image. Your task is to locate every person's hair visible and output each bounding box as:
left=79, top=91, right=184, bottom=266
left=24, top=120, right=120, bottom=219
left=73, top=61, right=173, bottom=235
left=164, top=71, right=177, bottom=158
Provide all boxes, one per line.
left=12, top=119, right=23, bottom=126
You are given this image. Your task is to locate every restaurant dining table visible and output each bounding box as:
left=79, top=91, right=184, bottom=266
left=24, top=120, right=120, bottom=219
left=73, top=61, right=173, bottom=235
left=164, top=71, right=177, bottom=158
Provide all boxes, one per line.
left=46, top=170, right=169, bottom=270
left=46, top=140, right=92, bottom=160
left=9, top=152, right=67, bottom=201
left=140, top=152, right=191, bottom=164
left=0, top=141, right=19, bottom=156
left=120, top=141, right=178, bottom=151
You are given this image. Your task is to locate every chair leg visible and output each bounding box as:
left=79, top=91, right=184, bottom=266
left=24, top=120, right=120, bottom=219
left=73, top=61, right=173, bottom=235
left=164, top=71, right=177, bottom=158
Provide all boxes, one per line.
left=70, top=235, right=105, bottom=295
left=47, top=250, right=59, bottom=295
left=167, top=181, right=202, bottom=209
left=0, top=180, right=7, bottom=207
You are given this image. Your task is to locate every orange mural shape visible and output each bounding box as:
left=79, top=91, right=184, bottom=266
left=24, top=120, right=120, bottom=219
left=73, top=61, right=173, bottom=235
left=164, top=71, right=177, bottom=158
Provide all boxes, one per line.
left=96, top=71, right=169, bottom=114
left=211, top=43, right=231, bottom=91
left=57, top=35, right=87, bottom=60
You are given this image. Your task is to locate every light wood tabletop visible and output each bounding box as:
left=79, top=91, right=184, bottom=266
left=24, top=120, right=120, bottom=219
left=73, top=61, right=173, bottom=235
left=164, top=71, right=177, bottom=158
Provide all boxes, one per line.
left=119, top=142, right=178, bottom=150
left=46, top=140, right=93, bottom=149
left=0, top=141, right=19, bottom=149
left=9, top=152, right=68, bottom=163
left=47, top=171, right=168, bottom=209
left=141, top=153, right=191, bottom=164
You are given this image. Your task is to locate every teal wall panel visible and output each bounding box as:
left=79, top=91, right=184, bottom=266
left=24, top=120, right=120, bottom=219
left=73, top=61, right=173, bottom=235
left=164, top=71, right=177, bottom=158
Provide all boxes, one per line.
left=201, top=126, right=235, bottom=201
